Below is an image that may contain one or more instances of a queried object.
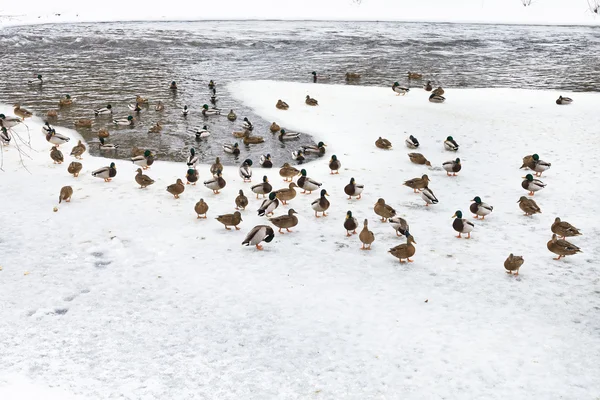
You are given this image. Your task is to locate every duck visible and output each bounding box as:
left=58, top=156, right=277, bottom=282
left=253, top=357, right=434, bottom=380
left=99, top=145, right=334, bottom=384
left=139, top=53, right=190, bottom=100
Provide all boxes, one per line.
left=239, top=159, right=253, bottom=182
left=374, top=198, right=396, bottom=222
left=223, top=143, right=240, bottom=155
left=442, top=158, right=461, bottom=176
left=194, top=199, right=209, bottom=219
left=297, top=169, right=322, bottom=194
left=189, top=125, right=211, bottom=138
left=227, top=109, right=237, bottom=121
left=92, top=162, right=117, bottom=182
left=470, top=196, right=493, bottom=219
left=424, top=81, right=433, bottom=91
left=186, top=168, right=199, bottom=185
left=67, top=161, right=82, bottom=177
left=169, top=81, right=177, bottom=90
left=58, top=94, right=73, bottom=107
left=251, top=175, right=272, bottom=199
left=0, top=113, right=22, bottom=128
left=452, top=210, right=474, bottom=239
left=132, top=146, right=146, bottom=157
left=13, top=104, right=33, bottom=119
left=128, top=103, right=143, bottom=113
left=345, top=72, right=361, bottom=81
left=276, top=100, right=289, bottom=110
left=529, top=154, right=551, bottom=177
left=432, top=87, right=445, bottom=96
left=243, top=135, right=264, bottom=145
left=444, top=136, right=459, bottom=151
left=291, top=150, right=305, bottom=162
left=181, top=105, right=189, bottom=116
left=311, top=71, right=330, bottom=82
left=235, top=190, right=249, bottom=210
left=392, top=82, right=410, bottom=96
left=270, top=122, right=281, bottom=132
left=232, top=130, right=247, bottom=139
left=280, top=163, right=300, bottom=182
left=113, top=116, right=134, bottom=126
left=210, top=157, right=223, bottom=176
left=517, top=196, right=541, bottom=216
left=344, top=177, right=364, bottom=200
left=547, top=234, right=581, bottom=260
left=242, top=225, right=275, bottom=250
left=98, top=128, right=110, bottom=139
left=375, top=137, right=392, bottom=149
left=521, top=174, right=546, bottom=196
left=389, top=216, right=410, bottom=237
left=407, top=72, right=422, bottom=80
left=404, top=174, right=430, bottom=193
left=242, top=117, right=253, bottom=131
left=46, top=110, right=58, bottom=118
left=58, top=186, right=73, bottom=204
left=74, top=119, right=93, bottom=128
left=202, top=104, right=220, bottom=116
left=42, top=121, right=55, bottom=135
left=28, top=74, right=43, bottom=85
left=274, top=182, right=298, bottom=205
left=148, top=122, right=162, bottom=133
left=504, top=254, right=524, bottom=276
left=70, top=140, right=86, bottom=159
left=327, top=155, right=341, bottom=174
left=405, top=135, right=419, bottom=149
left=166, top=179, right=185, bottom=199
left=521, top=155, right=537, bottom=171
left=556, top=95, right=573, bottom=105
left=208, top=80, right=216, bottom=90
left=551, top=217, right=582, bottom=239
left=258, top=192, right=280, bottom=217
left=187, top=148, right=199, bottom=168
left=302, top=141, right=326, bottom=155
left=305, top=95, right=319, bottom=106
left=135, top=95, right=148, bottom=105
left=46, top=130, right=71, bottom=147
left=98, top=137, right=119, bottom=150
left=217, top=211, right=243, bottom=230
left=204, top=170, right=226, bottom=194
left=359, top=219, right=375, bottom=250
left=50, top=146, right=64, bottom=164
left=279, top=129, right=300, bottom=140
left=389, top=234, right=417, bottom=263
left=429, top=93, right=446, bottom=103
left=1, top=127, right=11, bottom=145
left=311, top=189, right=330, bottom=217
left=269, top=209, right=299, bottom=234
left=155, top=101, right=164, bottom=111
left=408, top=153, right=431, bottom=167
left=92, top=104, right=113, bottom=116
left=421, top=187, right=439, bottom=206
left=260, top=154, right=273, bottom=168
left=344, top=211, right=359, bottom=236
left=135, top=168, right=155, bottom=188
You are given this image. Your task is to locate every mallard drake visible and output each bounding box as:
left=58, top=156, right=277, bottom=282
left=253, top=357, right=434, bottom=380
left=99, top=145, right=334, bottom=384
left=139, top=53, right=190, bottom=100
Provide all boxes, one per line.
left=389, top=217, right=410, bottom=237
left=344, top=211, right=358, bottom=236
left=42, top=121, right=55, bottom=135
left=148, top=122, right=162, bottom=133
left=223, top=143, right=240, bottom=155
left=70, top=140, right=86, bottom=159
left=269, top=209, right=299, bottom=233
left=204, top=170, right=226, bottom=194
left=276, top=100, right=289, bottom=110
left=181, top=105, right=189, bottom=116
left=424, top=81, right=433, bottom=91
left=407, top=72, right=422, bottom=80
left=302, top=141, right=326, bottom=155
left=113, top=116, right=134, bottom=126
left=251, top=175, right=272, bottom=199
left=187, top=148, right=199, bottom=168
left=547, top=234, right=581, bottom=260
left=189, top=125, right=210, bottom=138
left=208, top=80, right=216, bottom=89
left=529, top=154, right=551, bottom=177
left=235, top=190, right=249, bottom=210
left=46, top=110, right=58, bottom=118
left=186, top=168, right=199, bottom=185
left=210, top=157, right=223, bottom=176
left=58, top=186, right=73, bottom=204
left=279, top=129, right=300, bottom=140
left=239, top=159, right=253, bottom=182
left=375, top=137, right=392, bottom=149
left=155, top=101, right=164, bottom=111
left=404, top=174, right=430, bottom=193
left=68, top=161, right=82, bottom=177
left=135, top=95, right=148, bottom=104
left=452, top=210, right=474, bottom=239
left=202, top=104, right=220, bottom=116
left=311, top=189, right=330, bottom=217
left=258, top=192, right=280, bottom=217
left=291, top=150, right=305, bottom=162
left=50, top=146, right=64, bottom=164
left=28, top=74, right=43, bottom=85
left=59, top=94, right=73, bottom=106
left=359, top=219, right=375, bottom=250
left=128, top=103, right=143, bottom=113
left=135, top=168, right=155, bottom=188
left=242, top=225, right=274, bottom=250
left=297, top=169, right=322, bottom=194
left=46, top=130, right=71, bottom=147
left=280, top=163, right=300, bottom=182
left=392, top=82, right=410, bottom=96
left=260, top=154, right=273, bottom=168
left=374, top=198, right=396, bottom=222
left=389, top=234, right=417, bottom=263
left=92, top=162, right=117, bottom=182
left=432, top=87, right=445, bottom=96
left=74, top=119, right=93, bottom=128
left=556, top=95, right=573, bottom=105
left=443, top=158, right=461, bottom=176
left=408, top=153, right=431, bottom=166
left=328, top=155, right=341, bottom=174
left=0, top=114, right=23, bottom=128
left=470, top=196, right=493, bottom=219
left=311, top=71, right=330, bottom=82
left=243, top=135, right=264, bottom=145
left=167, top=178, right=185, bottom=199
left=421, top=187, right=438, bottom=206
left=551, top=217, right=582, bottom=239
left=305, top=95, right=319, bottom=106
left=344, top=177, right=364, bottom=200
left=345, top=72, right=361, bottom=81
left=504, top=254, right=524, bottom=275
left=405, top=135, right=419, bottom=149
left=270, top=122, right=281, bottom=133
left=444, top=136, right=459, bottom=151
left=13, top=104, right=33, bottom=119
left=274, top=182, right=297, bottom=204
left=429, top=93, right=446, bottom=103
left=217, top=211, right=243, bottom=230
left=0, top=127, right=10, bottom=145
left=98, top=137, right=119, bottom=150
left=98, top=128, right=110, bottom=139
left=521, top=174, right=545, bottom=196
left=227, top=109, right=237, bottom=121
left=242, top=117, right=253, bottom=131
left=194, top=199, right=209, bottom=219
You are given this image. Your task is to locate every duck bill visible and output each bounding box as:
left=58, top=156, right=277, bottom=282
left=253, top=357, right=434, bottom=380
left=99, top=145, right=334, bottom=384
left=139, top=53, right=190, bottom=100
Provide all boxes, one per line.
left=451, top=213, right=456, bottom=218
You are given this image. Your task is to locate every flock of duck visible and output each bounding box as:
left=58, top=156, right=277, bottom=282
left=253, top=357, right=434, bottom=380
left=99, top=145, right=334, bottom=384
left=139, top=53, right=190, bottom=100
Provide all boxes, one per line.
left=0, top=72, right=582, bottom=267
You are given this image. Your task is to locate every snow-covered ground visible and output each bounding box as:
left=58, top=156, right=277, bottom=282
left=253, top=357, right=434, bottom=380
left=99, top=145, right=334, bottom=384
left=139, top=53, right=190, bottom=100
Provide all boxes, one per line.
left=0, top=81, right=599, bottom=399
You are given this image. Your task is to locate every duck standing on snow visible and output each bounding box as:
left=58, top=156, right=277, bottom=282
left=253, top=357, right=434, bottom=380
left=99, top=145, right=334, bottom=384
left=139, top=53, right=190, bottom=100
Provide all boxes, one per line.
left=344, top=211, right=358, bottom=236
left=452, top=210, right=474, bottom=239
left=98, top=137, right=119, bottom=150
left=521, top=174, right=546, bottom=196
left=504, top=254, right=524, bottom=276
left=58, top=186, right=73, bottom=204
left=217, top=211, right=243, bottom=230
left=359, top=219, right=375, bottom=250
left=260, top=154, right=273, bottom=168
left=303, top=141, right=326, bottom=155
left=167, top=179, right=185, bottom=199
left=344, top=177, right=364, bottom=200
left=269, top=209, right=299, bottom=234
left=556, top=95, right=573, bottom=105
left=551, top=217, right=582, bottom=239
left=305, top=95, right=319, bottom=106
left=530, top=154, right=551, bottom=177
left=1, top=127, right=11, bottom=145
left=375, top=137, right=392, bottom=149
left=311, top=189, right=330, bottom=218
left=182, top=105, right=189, bottom=116
left=297, top=169, right=322, bottom=194
left=258, top=192, right=279, bottom=217
left=444, top=136, right=459, bottom=151
left=251, top=175, right=272, bottom=199
left=187, top=148, right=199, bottom=168
left=210, top=157, right=223, bottom=176
left=280, top=163, right=300, bottom=182
left=470, top=196, right=493, bottom=219
left=70, top=140, right=86, bottom=160
left=94, top=104, right=112, bottom=116
left=443, top=158, right=461, bottom=176
left=223, top=143, right=240, bottom=155
left=194, top=199, right=209, bottom=219
left=235, top=190, right=249, bottom=210
left=389, top=234, right=417, bottom=263
left=421, top=187, right=439, bottom=206
left=242, top=225, right=274, bottom=250
left=227, top=110, right=237, bottom=121
left=50, top=146, right=64, bottom=164
left=92, top=162, right=117, bottom=182
left=131, top=150, right=154, bottom=169
left=186, top=168, right=199, bottom=185
left=276, top=100, right=289, bottom=110
left=429, top=93, right=446, bottom=103
left=46, top=130, right=70, bottom=147
left=274, top=182, right=297, bottom=205
left=14, top=104, right=33, bottom=119
left=311, top=71, right=329, bottom=83
left=404, top=174, right=430, bottom=193
left=270, top=122, right=281, bottom=132
left=408, top=153, right=431, bottom=166
left=279, top=129, right=300, bottom=140
left=405, top=135, right=419, bottom=149
left=202, top=104, right=220, bottom=116
left=28, top=74, right=43, bottom=85
left=329, top=155, right=341, bottom=174
left=547, top=234, right=581, bottom=260
left=204, top=170, right=226, bottom=194
left=389, top=216, right=410, bottom=237
left=113, top=115, right=134, bottom=126
left=374, top=198, right=396, bottom=222
left=517, top=196, right=541, bottom=216
left=239, top=159, right=253, bottom=182
left=392, top=82, right=409, bottom=96
left=135, top=168, right=155, bottom=188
